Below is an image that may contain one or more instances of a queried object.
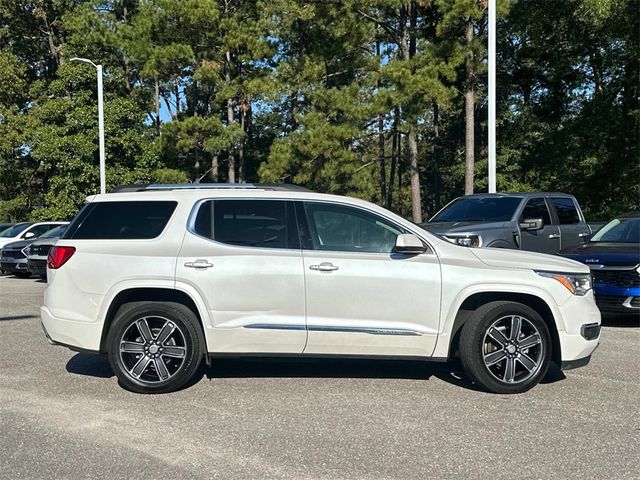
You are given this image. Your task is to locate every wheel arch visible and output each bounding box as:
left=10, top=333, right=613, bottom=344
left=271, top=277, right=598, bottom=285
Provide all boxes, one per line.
left=447, top=291, right=562, bottom=366
left=99, top=286, right=208, bottom=354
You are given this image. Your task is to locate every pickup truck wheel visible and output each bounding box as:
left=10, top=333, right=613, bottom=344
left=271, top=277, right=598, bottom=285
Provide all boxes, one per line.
left=107, top=302, right=204, bottom=394
left=459, top=301, right=551, bottom=394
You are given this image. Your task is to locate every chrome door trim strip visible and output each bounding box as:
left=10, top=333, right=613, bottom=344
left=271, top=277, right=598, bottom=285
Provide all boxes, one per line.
left=244, top=324, right=306, bottom=331
left=244, top=324, right=423, bottom=336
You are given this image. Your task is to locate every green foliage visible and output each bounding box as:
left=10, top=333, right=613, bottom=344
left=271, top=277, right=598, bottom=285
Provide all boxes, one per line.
left=0, top=0, right=637, bottom=222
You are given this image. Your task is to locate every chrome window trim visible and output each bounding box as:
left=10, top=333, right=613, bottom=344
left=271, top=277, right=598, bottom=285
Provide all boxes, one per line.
left=186, top=196, right=436, bottom=255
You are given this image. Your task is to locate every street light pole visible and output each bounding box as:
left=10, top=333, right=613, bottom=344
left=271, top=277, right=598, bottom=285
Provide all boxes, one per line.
left=488, top=0, right=496, bottom=193
left=71, top=57, right=106, bottom=194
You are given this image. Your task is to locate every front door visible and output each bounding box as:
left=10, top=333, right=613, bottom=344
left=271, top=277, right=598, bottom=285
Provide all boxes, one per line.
left=297, top=201, right=441, bottom=357
left=519, top=197, right=560, bottom=254
left=176, top=199, right=307, bottom=354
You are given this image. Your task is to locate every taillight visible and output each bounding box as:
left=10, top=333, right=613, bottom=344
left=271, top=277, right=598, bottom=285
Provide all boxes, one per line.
left=47, top=246, right=76, bottom=269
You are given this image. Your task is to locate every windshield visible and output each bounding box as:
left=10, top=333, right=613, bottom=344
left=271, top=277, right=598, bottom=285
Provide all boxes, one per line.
left=0, top=223, right=31, bottom=238
left=591, top=216, right=640, bottom=243
left=431, top=197, right=522, bottom=222
left=39, top=225, right=67, bottom=239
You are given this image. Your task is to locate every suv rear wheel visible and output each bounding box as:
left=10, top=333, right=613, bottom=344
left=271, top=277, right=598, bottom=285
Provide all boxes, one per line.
left=459, top=301, right=552, bottom=394
left=107, top=302, right=204, bottom=394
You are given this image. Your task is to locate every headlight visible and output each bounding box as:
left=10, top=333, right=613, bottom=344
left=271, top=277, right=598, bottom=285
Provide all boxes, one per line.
left=536, top=271, right=592, bottom=296
left=445, top=234, right=482, bottom=247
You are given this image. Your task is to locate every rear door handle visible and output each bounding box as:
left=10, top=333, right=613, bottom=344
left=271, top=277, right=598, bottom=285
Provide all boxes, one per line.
left=309, top=262, right=339, bottom=272
left=184, top=259, right=213, bottom=269
left=548, top=234, right=560, bottom=239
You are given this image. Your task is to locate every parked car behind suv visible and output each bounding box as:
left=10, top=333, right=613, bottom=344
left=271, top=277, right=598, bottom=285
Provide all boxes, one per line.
left=423, top=193, right=602, bottom=254
left=26, top=224, right=69, bottom=278
left=560, top=212, right=639, bottom=318
left=41, top=184, right=601, bottom=394
left=0, top=222, right=67, bottom=276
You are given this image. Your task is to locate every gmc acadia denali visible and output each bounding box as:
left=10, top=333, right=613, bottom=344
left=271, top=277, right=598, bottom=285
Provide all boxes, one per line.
left=41, top=184, right=601, bottom=394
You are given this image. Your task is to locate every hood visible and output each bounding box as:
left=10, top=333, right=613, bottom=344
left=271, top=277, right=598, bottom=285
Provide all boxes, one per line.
left=1, top=239, right=32, bottom=250
left=421, top=221, right=507, bottom=235
left=471, top=247, right=589, bottom=273
left=559, top=242, right=640, bottom=267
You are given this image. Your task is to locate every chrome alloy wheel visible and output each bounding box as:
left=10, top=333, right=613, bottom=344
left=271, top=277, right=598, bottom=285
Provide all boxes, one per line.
left=482, top=315, right=544, bottom=384
left=119, top=316, right=187, bottom=383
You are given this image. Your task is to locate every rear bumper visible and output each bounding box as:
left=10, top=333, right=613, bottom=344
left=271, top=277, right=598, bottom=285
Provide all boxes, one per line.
left=40, top=306, right=102, bottom=352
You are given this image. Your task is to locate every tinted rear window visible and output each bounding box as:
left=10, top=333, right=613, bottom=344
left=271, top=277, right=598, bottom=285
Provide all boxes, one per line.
left=64, top=201, right=177, bottom=239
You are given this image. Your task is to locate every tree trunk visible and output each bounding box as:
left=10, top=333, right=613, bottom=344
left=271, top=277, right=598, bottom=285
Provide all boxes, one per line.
left=225, top=50, right=236, bottom=183
left=376, top=41, right=386, bottom=203
left=398, top=2, right=422, bottom=223
left=387, top=107, right=400, bottom=209
left=211, top=154, right=219, bottom=182
left=154, top=78, right=160, bottom=135
left=433, top=101, right=440, bottom=210
left=238, top=98, right=248, bottom=183
left=464, top=17, right=475, bottom=195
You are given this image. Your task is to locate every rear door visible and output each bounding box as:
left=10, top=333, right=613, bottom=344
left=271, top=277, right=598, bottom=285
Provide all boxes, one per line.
left=518, top=197, right=560, bottom=254
left=549, top=197, right=591, bottom=249
left=176, top=199, right=307, bottom=354
left=297, top=201, right=440, bottom=357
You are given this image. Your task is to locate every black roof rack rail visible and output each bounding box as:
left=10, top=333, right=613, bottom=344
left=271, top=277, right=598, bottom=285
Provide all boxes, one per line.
left=110, top=183, right=311, bottom=193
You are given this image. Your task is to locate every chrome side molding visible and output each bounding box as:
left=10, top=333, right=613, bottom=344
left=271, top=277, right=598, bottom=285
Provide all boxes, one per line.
left=244, top=324, right=423, bottom=336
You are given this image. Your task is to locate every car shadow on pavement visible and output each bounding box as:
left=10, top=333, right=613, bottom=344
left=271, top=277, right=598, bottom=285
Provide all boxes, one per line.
left=66, top=353, right=114, bottom=378
left=0, top=314, right=38, bottom=321
left=64, top=353, right=566, bottom=393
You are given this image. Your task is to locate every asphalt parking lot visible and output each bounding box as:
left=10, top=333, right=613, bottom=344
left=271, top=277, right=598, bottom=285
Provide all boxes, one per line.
left=0, top=275, right=638, bottom=479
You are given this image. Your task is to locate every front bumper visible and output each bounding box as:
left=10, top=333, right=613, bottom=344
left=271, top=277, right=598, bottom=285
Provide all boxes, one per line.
left=1, top=258, right=29, bottom=273
left=556, top=292, right=601, bottom=367
left=40, top=306, right=102, bottom=352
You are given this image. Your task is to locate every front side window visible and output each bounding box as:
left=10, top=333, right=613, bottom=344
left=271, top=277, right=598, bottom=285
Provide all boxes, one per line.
left=520, top=198, right=551, bottom=225
left=193, top=199, right=295, bottom=249
left=551, top=197, right=580, bottom=225
left=302, top=202, right=405, bottom=253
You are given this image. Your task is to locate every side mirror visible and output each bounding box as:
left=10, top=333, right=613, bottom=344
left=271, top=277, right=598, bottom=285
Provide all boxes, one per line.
left=394, top=234, right=427, bottom=254
left=519, top=218, right=543, bottom=231
left=23, top=231, right=35, bottom=239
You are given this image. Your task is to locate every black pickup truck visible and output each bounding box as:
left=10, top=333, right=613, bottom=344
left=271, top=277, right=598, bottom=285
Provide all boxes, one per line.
left=422, top=192, right=605, bottom=254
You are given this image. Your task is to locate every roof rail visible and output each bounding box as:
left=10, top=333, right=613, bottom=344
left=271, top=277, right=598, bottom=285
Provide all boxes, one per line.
left=111, top=183, right=311, bottom=193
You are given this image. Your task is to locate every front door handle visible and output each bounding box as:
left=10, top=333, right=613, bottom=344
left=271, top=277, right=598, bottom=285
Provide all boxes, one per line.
left=578, top=232, right=590, bottom=238
left=184, top=259, right=213, bottom=269
left=309, top=262, right=339, bottom=272
left=548, top=234, right=560, bottom=239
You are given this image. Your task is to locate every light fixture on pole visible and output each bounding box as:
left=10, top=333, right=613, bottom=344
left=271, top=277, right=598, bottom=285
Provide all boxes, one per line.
left=71, top=57, right=106, bottom=195
left=487, top=0, right=496, bottom=193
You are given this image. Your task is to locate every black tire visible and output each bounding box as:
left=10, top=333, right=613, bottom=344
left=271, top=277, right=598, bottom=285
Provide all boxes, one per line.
left=459, top=301, right=552, bottom=394
left=14, top=271, right=31, bottom=278
left=106, top=301, right=205, bottom=394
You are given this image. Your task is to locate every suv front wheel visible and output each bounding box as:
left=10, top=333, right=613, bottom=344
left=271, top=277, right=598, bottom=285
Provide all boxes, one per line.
left=459, top=301, right=552, bottom=394
left=107, top=302, right=204, bottom=394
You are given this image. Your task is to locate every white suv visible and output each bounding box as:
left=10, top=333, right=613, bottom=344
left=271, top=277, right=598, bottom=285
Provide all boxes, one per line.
left=41, top=184, right=601, bottom=394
